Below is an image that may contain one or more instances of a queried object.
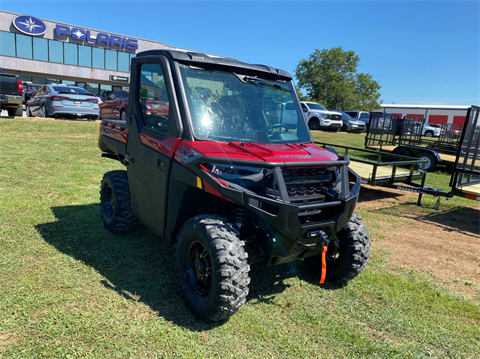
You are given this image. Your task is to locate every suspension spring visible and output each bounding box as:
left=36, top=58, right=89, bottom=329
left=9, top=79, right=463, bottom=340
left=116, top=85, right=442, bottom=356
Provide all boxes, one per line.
left=234, top=208, right=246, bottom=230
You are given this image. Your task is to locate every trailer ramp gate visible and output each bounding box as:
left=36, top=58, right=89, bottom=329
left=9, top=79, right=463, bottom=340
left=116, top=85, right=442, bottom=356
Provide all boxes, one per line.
left=450, top=106, right=480, bottom=201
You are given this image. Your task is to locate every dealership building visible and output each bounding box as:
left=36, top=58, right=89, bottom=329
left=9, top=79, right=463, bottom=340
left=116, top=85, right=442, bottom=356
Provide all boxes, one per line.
left=0, top=10, right=207, bottom=95
left=380, top=104, right=470, bottom=127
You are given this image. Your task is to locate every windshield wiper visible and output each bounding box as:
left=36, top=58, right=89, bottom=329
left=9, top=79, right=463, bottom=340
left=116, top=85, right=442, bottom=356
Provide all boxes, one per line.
left=235, top=74, right=292, bottom=93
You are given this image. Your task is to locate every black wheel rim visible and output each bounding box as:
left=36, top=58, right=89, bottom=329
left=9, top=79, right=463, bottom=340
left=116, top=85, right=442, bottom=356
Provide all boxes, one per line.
left=186, top=241, right=213, bottom=296
left=103, top=184, right=114, bottom=220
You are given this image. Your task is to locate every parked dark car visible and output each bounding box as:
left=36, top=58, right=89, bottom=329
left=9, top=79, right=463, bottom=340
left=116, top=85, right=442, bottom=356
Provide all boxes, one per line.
left=0, top=68, right=23, bottom=116
left=335, top=111, right=366, bottom=133
left=99, top=90, right=129, bottom=121
left=26, top=84, right=100, bottom=119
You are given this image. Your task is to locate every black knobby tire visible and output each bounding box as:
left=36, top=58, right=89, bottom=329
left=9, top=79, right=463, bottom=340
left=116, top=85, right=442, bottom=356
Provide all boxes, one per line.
left=417, top=151, right=437, bottom=172
left=176, top=215, right=250, bottom=321
left=305, top=213, right=370, bottom=285
left=100, top=170, right=137, bottom=233
left=309, top=118, right=320, bottom=131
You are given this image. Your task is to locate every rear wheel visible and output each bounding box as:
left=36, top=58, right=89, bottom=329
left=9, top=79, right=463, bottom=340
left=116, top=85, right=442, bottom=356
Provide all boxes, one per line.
left=417, top=151, right=437, bottom=172
left=100, top=170, right=137, bottom=233
left=309, top=117, right=320, bottom=131
left=305, top=213, right=370, bottom=285
left=176, top=215, right=250, bottom=321
left=15, top=105, right=23, bottom=117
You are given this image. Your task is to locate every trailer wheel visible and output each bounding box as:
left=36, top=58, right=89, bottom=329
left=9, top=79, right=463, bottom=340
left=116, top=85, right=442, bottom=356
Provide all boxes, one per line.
left=417, top=152, right=437, bottom=172
left=100, top=170, right=137, bottom=233
left=309, top=118, right=320, bottom=131
left=305, top=213, right=370, bottom=285
left=176, top=215, right=250, bottom=321
left=392, top=147, right=411, bottom=159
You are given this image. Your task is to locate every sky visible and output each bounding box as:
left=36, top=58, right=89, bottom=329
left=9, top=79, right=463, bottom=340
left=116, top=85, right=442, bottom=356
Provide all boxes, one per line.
left=2, top=0, right=479, bottom=106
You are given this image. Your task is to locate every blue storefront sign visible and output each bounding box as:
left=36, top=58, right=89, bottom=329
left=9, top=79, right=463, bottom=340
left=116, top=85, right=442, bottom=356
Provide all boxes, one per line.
left=55, top=25, right=138, bottom=50
left=12, top=15, right=47, bottom=36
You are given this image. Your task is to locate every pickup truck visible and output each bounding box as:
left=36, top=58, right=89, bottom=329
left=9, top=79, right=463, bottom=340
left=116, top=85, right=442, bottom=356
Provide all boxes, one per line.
left=0, top=68, right=23, bottom=116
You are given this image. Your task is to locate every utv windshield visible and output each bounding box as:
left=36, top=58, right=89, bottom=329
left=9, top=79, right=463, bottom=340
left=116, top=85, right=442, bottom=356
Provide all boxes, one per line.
left=179, top=64, right=311, bottom=144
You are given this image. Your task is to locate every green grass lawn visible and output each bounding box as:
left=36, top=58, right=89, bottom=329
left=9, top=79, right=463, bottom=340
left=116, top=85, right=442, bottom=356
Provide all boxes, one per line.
left=1, top=119, right=479, bottom=358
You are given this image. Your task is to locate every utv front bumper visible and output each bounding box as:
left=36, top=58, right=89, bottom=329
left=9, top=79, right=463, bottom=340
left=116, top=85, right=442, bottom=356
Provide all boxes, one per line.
left=187, top=156, right=361, bottom=266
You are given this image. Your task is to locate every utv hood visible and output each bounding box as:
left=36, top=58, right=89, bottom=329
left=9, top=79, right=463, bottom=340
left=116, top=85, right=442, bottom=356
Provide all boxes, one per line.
left=174, top=140, right=337, bottom=165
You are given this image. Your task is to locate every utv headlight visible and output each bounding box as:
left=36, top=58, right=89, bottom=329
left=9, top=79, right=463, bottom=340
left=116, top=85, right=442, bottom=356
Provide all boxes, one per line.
left=204, top=163, right=262, bottom=180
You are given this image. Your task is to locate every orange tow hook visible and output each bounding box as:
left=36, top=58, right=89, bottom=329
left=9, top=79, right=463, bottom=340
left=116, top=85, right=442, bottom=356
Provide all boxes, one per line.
left=319, top=245, right=328, bottom=284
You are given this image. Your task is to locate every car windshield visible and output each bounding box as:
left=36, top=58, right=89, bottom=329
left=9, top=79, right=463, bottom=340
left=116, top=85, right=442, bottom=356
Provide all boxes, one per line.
left=53, top=86, right=92, bottom=95
left=179, top=64, right=311, bottom=144
left=306, top=102, right=326, bottom=111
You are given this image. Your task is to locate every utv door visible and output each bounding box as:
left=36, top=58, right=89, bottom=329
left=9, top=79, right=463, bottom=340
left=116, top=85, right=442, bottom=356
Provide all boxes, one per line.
left=125, top=55, right=182, bottom=238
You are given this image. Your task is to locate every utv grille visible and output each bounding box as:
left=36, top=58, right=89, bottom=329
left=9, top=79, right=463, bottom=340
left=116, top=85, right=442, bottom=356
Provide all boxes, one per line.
left=265, top=168, right=335, bottom=205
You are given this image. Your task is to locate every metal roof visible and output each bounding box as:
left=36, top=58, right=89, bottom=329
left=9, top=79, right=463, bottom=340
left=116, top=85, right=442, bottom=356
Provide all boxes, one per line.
left=381, top=104, right=471, bottom=110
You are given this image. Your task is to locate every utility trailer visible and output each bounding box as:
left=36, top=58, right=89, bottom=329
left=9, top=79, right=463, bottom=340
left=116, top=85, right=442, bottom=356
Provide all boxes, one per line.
left=449, top=105, right=480, bottom=201
left=365, top=113, right=463, bottom=172
left=314, top=142, right=450, bottom=206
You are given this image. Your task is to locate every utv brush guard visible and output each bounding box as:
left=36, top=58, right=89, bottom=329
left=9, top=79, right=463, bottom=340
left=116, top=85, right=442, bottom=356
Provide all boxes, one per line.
left=186, top=155, right=361, bottom=266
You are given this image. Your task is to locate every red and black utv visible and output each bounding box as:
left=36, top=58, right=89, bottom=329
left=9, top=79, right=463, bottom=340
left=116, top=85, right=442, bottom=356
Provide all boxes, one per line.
left=98, top=50, right=370, bottom=321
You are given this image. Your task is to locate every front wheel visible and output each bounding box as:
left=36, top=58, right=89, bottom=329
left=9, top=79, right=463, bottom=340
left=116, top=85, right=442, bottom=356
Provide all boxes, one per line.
left=176, top=215, right=250, bottom=321
left=425, top=131, right=434, bottom=137
left=305, top=213, right=370, bottom=285
left=308, top=118, right=320, bottom=131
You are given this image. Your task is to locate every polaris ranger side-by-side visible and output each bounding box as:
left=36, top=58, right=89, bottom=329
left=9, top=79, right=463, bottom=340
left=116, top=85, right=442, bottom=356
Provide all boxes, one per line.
left=98, top=50, right=370, bottom=321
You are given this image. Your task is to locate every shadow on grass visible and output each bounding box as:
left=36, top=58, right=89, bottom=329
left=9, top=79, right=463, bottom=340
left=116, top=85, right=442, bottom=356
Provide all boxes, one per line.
left=411, top=205, right=480, bottom=236
left=368, top=203, right=480, bottom=236
left=36, top=204, right=322, bottom=330
left=357, top=186, right=406, bottom=203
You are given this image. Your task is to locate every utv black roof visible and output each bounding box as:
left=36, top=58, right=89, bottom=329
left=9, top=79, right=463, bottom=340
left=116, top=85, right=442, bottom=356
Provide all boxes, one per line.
left=136, top=49, right=293, bottom=80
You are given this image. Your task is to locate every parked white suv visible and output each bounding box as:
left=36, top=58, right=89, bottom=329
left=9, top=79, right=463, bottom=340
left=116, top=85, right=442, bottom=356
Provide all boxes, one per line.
left=300, top=102, right=343, bottom=131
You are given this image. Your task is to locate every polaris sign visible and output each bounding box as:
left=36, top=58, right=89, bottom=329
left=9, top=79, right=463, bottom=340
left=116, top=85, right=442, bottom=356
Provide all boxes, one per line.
left=55, top=25, right=138, bottom=50
left=13, top=15, right=47, bottom=36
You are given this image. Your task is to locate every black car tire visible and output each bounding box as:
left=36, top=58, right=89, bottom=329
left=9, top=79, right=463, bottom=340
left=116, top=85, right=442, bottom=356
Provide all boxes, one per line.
left=341, top=123, right=348, bottom=132
left=305, top=213, right=370, bottom=285
left=425, top=131, right=434, bottom=137
left=176, top=215, right=250, bottom=321
left=309, top=118, right=320, bottom=131
left=15, top=105, right=23, bottom=117
left=417, top=151, right=437, bottom=172
left=100, top=170, right=137, bottom=233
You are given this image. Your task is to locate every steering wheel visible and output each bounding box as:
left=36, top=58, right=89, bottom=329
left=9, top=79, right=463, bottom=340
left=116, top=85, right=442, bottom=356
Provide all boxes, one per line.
left=267, top=123, right=289, bottom=133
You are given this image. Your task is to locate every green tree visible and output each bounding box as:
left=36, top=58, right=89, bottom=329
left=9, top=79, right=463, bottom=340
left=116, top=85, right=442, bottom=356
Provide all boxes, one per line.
left=295, top=47, right=381, bottom=111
